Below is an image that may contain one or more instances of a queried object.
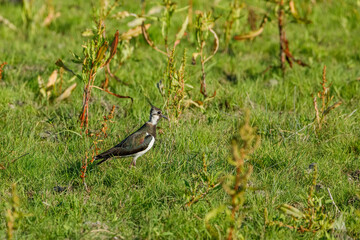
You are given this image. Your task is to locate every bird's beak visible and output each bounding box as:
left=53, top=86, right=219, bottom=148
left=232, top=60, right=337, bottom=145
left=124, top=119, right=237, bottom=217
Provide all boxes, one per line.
left=161, top=114, right=169, bottom=120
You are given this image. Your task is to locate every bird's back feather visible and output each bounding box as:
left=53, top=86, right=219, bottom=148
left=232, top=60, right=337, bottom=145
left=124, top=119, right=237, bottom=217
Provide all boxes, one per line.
left=95, top=123, right=156, bottom=165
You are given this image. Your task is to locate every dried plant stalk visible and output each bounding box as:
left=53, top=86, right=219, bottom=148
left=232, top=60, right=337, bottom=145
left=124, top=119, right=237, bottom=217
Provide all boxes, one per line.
left=277, top=0, right=308, bottom=75
left=312, top=66, right=342, bottom=131
left=80, top=105, right=116, bottom=191
left=278, top=0, right=286, bottom=74
left=0, top=62, right=7, bottom=81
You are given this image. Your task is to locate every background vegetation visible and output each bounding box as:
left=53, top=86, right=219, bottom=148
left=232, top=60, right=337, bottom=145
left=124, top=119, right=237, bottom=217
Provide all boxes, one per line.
left=0, top=0, right=359, bottom=239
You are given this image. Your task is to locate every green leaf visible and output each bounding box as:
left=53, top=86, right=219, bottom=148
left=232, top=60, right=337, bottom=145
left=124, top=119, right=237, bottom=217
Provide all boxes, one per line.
left=279, top=204, right=305, bottom=219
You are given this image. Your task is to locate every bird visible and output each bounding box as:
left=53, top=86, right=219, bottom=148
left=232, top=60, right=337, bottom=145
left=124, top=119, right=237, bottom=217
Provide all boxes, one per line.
left=95, top=105, right=168, bottom=167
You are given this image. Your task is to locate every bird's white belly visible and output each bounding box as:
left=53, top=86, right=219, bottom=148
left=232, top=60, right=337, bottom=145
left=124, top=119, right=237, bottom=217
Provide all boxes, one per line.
left=134, top=135, right=155, bottom=158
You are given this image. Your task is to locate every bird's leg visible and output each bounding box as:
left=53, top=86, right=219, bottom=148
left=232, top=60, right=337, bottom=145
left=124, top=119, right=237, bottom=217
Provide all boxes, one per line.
left=129, top=156, right=138, bottom=168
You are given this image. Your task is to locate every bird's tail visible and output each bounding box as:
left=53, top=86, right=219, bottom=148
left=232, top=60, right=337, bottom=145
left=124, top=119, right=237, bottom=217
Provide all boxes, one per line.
left=94, top=155, right=109, bottom=165
left=96, top=158, right=108, bottom=165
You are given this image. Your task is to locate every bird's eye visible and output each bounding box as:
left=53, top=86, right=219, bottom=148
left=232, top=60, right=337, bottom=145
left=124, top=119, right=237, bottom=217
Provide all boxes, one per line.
left=157, top=111, right=161, bottom=114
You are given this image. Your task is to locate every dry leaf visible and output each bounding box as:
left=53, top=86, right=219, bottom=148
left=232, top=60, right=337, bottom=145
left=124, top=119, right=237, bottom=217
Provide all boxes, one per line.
left=112, top=11, right=130, bottom=19
left=46, top=70, right=58, bottom=89
left=42, top=11, right=60, bottom=27
left=121, top=24, right=150, bottom=40
left=147, top=6, right=163, bottom=15
left=55, top=83, right=77, bottom=102
left=183, top=99, right=204, bottom=109
left=192, top=52, right=201, bottom=65
left=127, top=18, right=146, bottom=28
left=175, top=16, right=189, bottom=41
left=105, top=30, right=119, bottom=65
left=0, top=14, right=17, bottom=31
left=234, top=16, right=268, bottom=41
left=289, top=0, right=311, bottom=24
left=323, top=101, right=342, bottom=116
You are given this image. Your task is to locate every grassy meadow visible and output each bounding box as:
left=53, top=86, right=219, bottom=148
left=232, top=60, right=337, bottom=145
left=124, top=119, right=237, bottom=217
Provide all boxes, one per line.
left=1, top=0, right=360, bottom=239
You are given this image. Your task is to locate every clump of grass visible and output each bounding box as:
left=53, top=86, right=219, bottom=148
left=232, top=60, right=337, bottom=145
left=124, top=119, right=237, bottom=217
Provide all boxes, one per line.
left=265, top=164, right=336, bottom=238
left=312, top=65, right=342, bottom=132
left=192, top=11, right=219, bottom=101
left=205, top=110, right=260, bottom=239
left=184, top=153, right=221, bottom=207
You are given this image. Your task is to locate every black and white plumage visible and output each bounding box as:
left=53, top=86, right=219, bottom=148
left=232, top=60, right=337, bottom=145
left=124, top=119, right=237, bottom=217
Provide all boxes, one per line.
left=95, top=106, right=167, bottom=167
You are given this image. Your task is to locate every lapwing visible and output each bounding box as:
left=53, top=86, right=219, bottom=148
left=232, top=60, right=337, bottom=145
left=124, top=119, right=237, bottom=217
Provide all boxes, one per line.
left=95, top=106, right=168, bottom=167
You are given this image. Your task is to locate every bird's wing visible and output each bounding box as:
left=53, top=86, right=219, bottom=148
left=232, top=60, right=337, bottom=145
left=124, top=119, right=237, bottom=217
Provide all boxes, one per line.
left=95, top=133, right=153, bottom=163
left=115, top=130, right=148, bottom=149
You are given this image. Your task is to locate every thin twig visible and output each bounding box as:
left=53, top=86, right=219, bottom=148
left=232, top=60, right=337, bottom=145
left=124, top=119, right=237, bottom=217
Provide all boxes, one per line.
left=10, top=153, right=29, bottom=165
left=313, top=96, right=320, bottom=129
left=91, top=85, right=133, bottom=102
left=204, top=28, right=219, bottom=63
left=345, top=109, right=357, bottom=119
left=327, top=188, right=340, bottom=213
left=141, top=22, right=169, bottom=57
left=106, top=64, right=129, bottom=86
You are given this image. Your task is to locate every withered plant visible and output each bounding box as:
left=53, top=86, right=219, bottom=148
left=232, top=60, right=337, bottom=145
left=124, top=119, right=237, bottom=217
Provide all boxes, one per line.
left=80, top=105, right=116, bottom=192
left=192, top=11, right=219, bottom=101
left=56, top=1, right=132, bottom=132
left=312, top=66, right=342, bottom=132
left=276, top=0, right=309, bottom=74
left=205, top=110, right=260, bottom=239
left=265, top=164, right=336, bottom=238
left=233, top=0, right=310, bottom=75
left=184, top=153, right=221, bottom=207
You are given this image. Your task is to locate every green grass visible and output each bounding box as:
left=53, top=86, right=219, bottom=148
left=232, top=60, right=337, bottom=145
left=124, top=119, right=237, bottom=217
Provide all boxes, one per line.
left=1, top=0, right=360, bottom=239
